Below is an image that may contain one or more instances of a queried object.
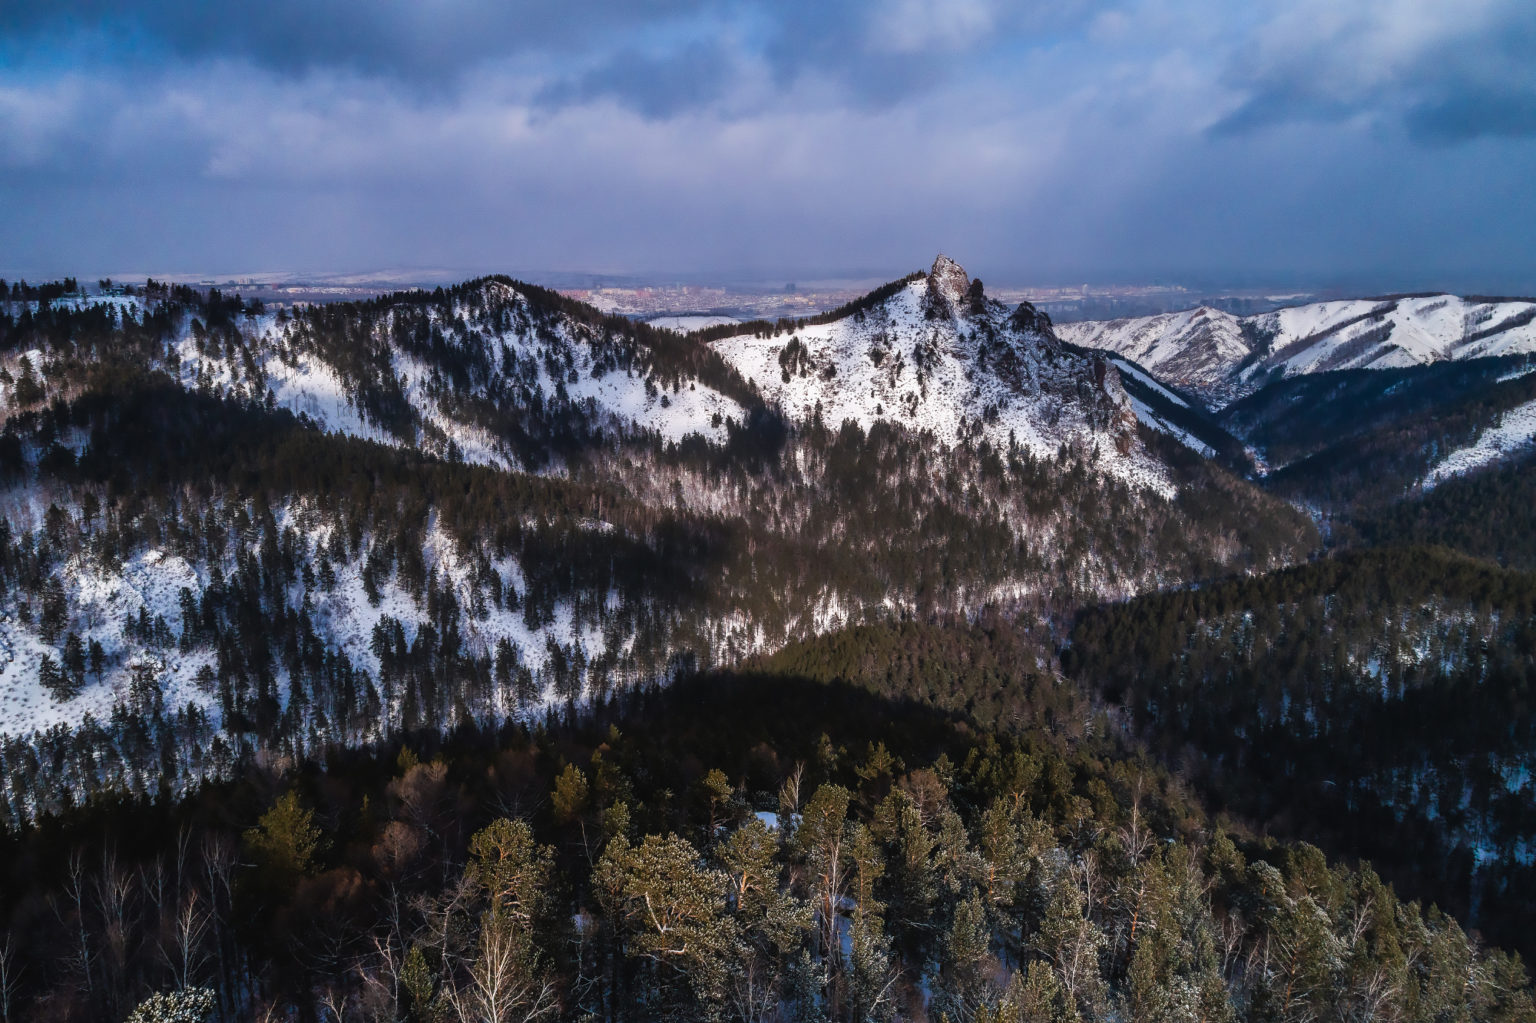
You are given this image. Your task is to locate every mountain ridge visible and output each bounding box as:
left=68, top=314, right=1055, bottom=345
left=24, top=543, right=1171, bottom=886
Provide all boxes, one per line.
left=708, top=255, right=1172, bottom=493
left=1058, top=293, right=1536, bottom=407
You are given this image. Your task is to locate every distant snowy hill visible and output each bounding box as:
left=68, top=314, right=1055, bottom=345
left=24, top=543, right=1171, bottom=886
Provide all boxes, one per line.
left=1058, top=295, right=1536, bottom=407
left=647, top=314, right=740, bottom=333
left=0, top=278, right=749, bottom=472
left=221, top=279, right=747, bottom=466
left=709, top=256, right=1174, bottom=492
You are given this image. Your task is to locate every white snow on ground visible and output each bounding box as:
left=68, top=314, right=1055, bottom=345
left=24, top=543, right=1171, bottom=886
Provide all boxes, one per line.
left=563, top=362, right=741, bottom=443
left=1062, top=294, right=1536, bottom=407
left=0, top=480, right=777, bottom=741
left=1112, top=358, right=1190, bottom=408
left=0, top=615, right=117, bottom=733
left=1263, top=294, right=1536, bottom=377
left=175, top=323, right=401, bottom=450
left=0, top=503, right=603, bottom=740
left=709, top=271, right=1173, bottom=497
left=0, top=548, right=220, bottom=736
left=266, top=354, right=397, bottom=445
left=1422, top=398, right=1536, bottom=489
left=1128, top=396, right=1215, bottom=458
left=37, top=295, right=144, bottom=316
left=372, top=295, right=743, bottom=451
left=647, top=315, right=740, bottom=333
left=159, top=287, right=745, bottom=463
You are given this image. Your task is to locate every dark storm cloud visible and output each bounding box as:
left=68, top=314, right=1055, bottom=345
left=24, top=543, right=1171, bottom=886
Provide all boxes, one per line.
left=1, top=0, right=1534, bottom=289
left=0, top=0, right=721, bottom=82
left=533, top=42, right=741, bottom=118
left=1211, top=0, right=1536, bottom=143
left=1406, top=90, right=1536, bottom=144
left=0, top=0, right=1084, bottom=111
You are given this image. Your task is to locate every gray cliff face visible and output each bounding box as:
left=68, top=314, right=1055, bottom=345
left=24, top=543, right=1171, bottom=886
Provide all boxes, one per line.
left=926, top=254, right=972, bottom=316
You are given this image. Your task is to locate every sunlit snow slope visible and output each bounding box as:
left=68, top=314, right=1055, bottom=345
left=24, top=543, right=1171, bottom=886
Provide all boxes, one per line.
left=117, top=280, right=745, bottom=469
left=1058, top=295, right=1536, bottom=407
left=709, top=256, right=1171, bottom=493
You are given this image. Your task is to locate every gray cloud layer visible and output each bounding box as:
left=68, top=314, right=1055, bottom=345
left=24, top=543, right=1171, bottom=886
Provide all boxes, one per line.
left=2, top=0, right=1534, bottom=287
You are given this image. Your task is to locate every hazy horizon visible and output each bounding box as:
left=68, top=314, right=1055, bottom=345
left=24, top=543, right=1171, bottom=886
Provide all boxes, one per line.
left=5, top=260, right=1531, bottom=303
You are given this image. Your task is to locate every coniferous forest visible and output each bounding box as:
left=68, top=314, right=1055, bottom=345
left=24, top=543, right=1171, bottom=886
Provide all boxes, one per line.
left=0, top=273, right=1533, bottom=1023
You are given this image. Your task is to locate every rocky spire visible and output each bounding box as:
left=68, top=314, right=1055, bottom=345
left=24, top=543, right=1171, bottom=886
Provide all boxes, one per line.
left=926, top=254, right=971, bottom=313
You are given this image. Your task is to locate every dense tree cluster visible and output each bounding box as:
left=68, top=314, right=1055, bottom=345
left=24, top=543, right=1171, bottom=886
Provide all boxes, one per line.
left=2, top=668, right=1530, bottom=1023
left=1359, top=451, right=1536, bottom=569
left=1065, top=546, right=1536, bottom=959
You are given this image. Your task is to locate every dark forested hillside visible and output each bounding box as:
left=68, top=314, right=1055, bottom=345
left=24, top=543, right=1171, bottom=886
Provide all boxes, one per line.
left=746, top=618, right=1073, bottom=733
left=1064, top=546, right=1536, bottom=959
left=1358, top=451, right=1536, bottom=568
left=1217, top=356, right=1536, bottom=516
left=1, top=662, right=1530, bottom=1023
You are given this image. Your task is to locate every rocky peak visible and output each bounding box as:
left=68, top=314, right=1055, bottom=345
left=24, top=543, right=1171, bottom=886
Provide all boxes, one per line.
left=926, top=255, right=971, bottom=313
left=1008, top=300, right=1056, bottom=340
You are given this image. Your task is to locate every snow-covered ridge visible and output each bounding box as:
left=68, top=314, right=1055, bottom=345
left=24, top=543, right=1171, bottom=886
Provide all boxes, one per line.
left=1058, top=294, right=1536, bottom=408
left=39, top=281, right=747, bottom=470
left=708, top=256, right=1172, bottom=496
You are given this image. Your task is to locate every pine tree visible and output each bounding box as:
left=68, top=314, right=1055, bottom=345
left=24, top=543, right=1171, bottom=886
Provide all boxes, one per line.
left=243, top=791, right=322, bottom=887
left=61, top=633, right=85, bottom=687
left=1035, top=870, right=1107, bottom=1019
left=718, top=818, right=811, bottom=1023
left=937, top=890, right=996, bottom=1021
left=38, top=653, right=80, bottom=701
left=12, top=356, right=42, bottom=406
left=595, top=832, right=735, bottom=1007
left=38, top=576, right=67, bottom=644
left=797, top=784, right=854, bottom=990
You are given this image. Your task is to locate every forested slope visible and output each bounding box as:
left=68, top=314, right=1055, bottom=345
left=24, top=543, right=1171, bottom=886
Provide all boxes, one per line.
left=1065, top=547, right=1536, bottom=957
left=1, top=661, right=1530, bottom=1023
left=0, top=276, right=1529, bottom=1022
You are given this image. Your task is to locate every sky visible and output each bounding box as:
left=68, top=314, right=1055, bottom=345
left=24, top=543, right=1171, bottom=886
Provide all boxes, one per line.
left=2, top=0, right=1535, bottom=290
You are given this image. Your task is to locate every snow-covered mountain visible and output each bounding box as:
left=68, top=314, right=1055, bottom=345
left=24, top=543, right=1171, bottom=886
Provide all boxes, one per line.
left=709, top=256, right=1172, bottom=492
left=0, top=266, right=1323, bottom=816
left=1058, top=294, right=1536, bottom=407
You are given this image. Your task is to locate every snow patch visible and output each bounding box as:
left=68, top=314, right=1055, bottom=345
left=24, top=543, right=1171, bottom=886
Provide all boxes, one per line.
left=1423, top=398, right=1536, bottom=489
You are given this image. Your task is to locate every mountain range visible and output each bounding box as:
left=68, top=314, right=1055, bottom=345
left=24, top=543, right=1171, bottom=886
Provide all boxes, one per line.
left=2, top=259, right=1536, bottom=1019
left=1057, top=294, right=1536, bottom=407
left=0, top=257, right=1307, bottom=797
